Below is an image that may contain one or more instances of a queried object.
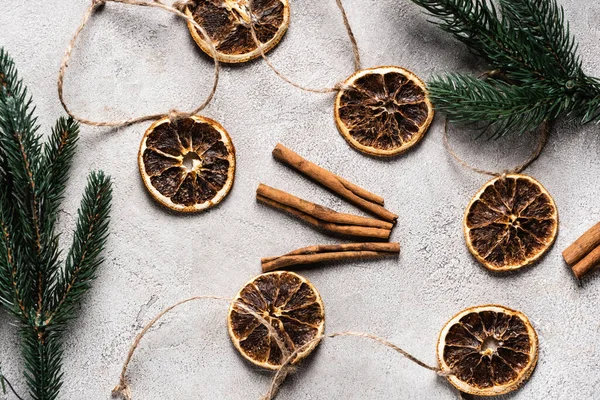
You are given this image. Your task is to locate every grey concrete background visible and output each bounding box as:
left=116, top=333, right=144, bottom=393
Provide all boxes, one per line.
left=1, top=0, right=600, bottom=399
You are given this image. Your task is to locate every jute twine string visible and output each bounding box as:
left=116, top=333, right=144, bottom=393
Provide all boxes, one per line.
left=111, top=295, right=452, bottom=400
left=249, top=0, right=361, bottom=94
left=58, top=0, right=220, bottom=127
left=111, top=295, right=231, bottom=400
left=262, top=331, right=451, bottom=400
left=443, top=118, right=551, bottom=177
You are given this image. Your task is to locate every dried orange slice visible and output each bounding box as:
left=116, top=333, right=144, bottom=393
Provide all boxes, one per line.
left=228, top=271, right=325, bottom=370
left=464, top=174, right=558, bottom=271
left=183, top=0, right=290, bottom=63
left=438, top=305, right=538, bottom=396
left=138, top=115, right=235, bottom=212
left=334, top=66, right=434, bottom=157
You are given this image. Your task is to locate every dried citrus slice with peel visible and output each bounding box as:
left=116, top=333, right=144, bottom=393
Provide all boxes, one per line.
left=184, top=0, right=290, bottom=63
left=438, top=305, right=538, bottom=396
left=464, top=174, right=558, bottom=271
left=228, top=271, right=325, bottom=370
left=138, top=115, right=235, bottom=213
left=334, top=66, right=434, bottom=157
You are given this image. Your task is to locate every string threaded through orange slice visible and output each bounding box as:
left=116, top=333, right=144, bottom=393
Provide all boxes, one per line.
left=138, top=115, right=235, bottom=213
left=228, top=271, right=325, bottom=370
left=437, top=305, right=538, bottom=396
left=464, top=174, right=558, bottom=271
left=184, top=0, right=290, bottom=63
left=334, top=66, right=434, bottom=157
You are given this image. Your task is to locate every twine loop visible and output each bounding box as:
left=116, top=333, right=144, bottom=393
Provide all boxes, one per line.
left=59, top=0, right=220, bottom=128
left=443, top=118, right=551, bottom=177
left=248, top=0, right=361, bottom=94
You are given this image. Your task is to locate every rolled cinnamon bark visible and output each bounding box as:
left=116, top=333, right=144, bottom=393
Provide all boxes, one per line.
left=257, top=184, right=392, bottom=229
left=572, top=246, right=600, bottom=280
left=262, top=242, right=400, bottom=272
left=272, top=144, right=398, bottom=223
left=563, top=222, right=600, bottom=266
left=257, top=194, right=391, bottom=240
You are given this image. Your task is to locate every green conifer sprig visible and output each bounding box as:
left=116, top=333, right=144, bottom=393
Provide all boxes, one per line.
left=0, top=48, right=112, bottom=400
left=410, top=0, right=600, bottom=137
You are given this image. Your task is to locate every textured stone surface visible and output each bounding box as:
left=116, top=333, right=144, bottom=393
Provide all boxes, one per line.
left=1, top=0, right=600, bottom=399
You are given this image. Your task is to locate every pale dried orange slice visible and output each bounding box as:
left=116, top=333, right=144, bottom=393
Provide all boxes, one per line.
left=437, top=305, right=538, bottom=396
left=183, top=0, right=290, bottom=63
left=228, top=271, right=325, bottom=370
left=334, top=66, right=434, bottom=157
left=138, top=115, right=235, bottom=212
left=464, top=174, right=558, bottom=271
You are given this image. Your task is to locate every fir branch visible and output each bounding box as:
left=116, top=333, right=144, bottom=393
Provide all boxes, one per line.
left=47, top=172, right=112, bottom=327
left=0, top=48, right=112, bottom=400
left=21, top=328, right=64, bottom=400
left=500, top=0, right=582, bottom=78
left=40, top=118, right=80, bottom=221
left=409, top=0, right=600, bottom=136
left=409, top=0, right=547, bottom=82
left=0, top=50, right=45, bottom=317
left=0, top=188, right=29, bottom=316
left=428, top=73, right=564, bottom=135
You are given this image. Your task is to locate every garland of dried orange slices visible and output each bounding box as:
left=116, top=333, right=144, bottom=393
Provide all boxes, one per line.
left=57, top=1, right=545, bottom=398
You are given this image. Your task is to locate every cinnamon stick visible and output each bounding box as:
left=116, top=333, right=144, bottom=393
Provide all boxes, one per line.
left=563, top=222, right=600, bottom=266
left=257, top=194, right=391, bottom=240
left=257, top=184, right=393, bottom=229
left=262, top=242, right=400, bottom=272
left=272, top=144, right=398, bottom=223
left=571, top=246, right=600, bottom=280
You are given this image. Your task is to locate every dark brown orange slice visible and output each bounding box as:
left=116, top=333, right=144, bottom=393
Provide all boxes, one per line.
left=437, top=305, right=538, bottom=396
left=464, top=174, right=558, bottom=271
left=138, top=115, right=235, bottom=212
left=334, top=66, right=434, bottom=157
left=183, top=0, right=290, bottom=63
left=227, top=271, right=325, bottom=370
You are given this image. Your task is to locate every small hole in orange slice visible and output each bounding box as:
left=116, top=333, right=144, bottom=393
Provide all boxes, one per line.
left=480, top=336, right=500, bottom=354
left=182, top=151, right=201, bottom=172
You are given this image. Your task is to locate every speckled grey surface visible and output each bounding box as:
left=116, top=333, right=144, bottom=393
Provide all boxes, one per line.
left=1, top=0, right=600, bottom=399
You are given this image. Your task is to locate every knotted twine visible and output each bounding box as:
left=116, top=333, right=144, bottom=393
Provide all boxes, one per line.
left=58, top=0, right=220, bottom=127
left=111, top=295, right=452, bottom=400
